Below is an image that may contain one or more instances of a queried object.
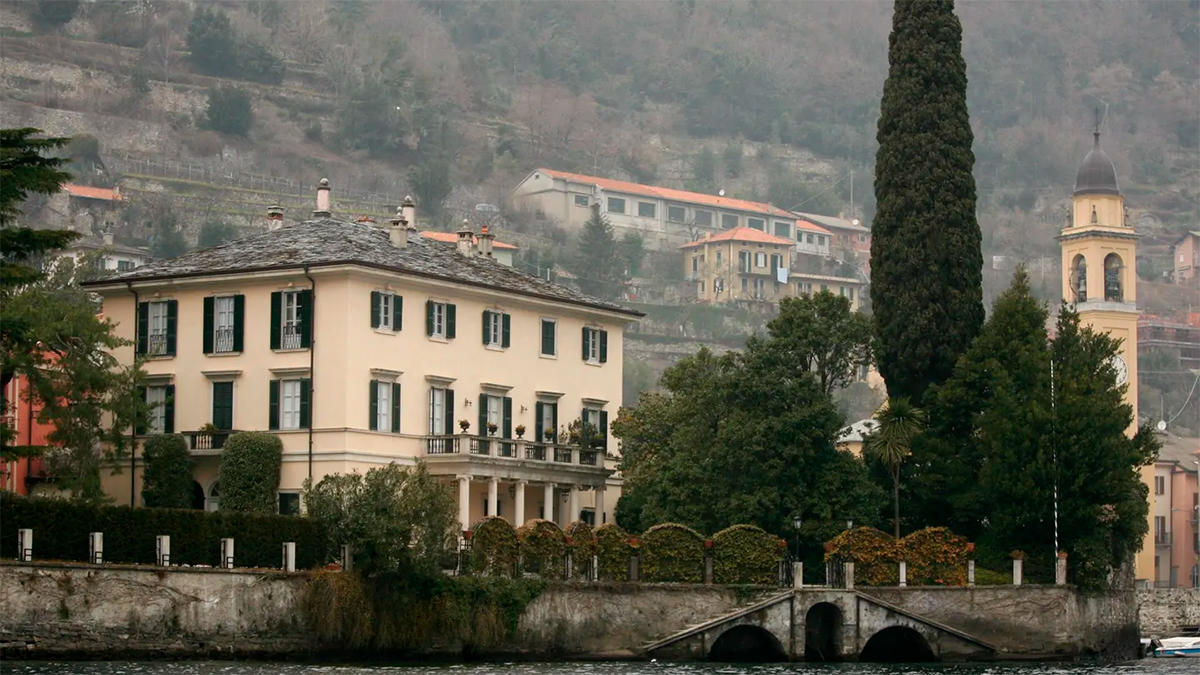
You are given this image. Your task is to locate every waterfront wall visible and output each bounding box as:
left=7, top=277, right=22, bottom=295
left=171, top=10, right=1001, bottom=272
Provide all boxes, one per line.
left=1138, top=588, right=1200, bottom=636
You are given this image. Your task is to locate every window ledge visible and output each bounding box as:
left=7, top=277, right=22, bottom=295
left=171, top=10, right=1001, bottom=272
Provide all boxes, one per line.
left=584, top=360, right=603, bottom=367
left=427, top=335, right=449, bottom=344
left=145, top=354, right=176, bottom=360
left=373, top=328, right=399, bottom=336
left=206, top=351, right=242, bottom=358
left=485, top=343, right=506, bottom=352
left=539, top=353, right=558, bottom=360
left=271, top=348, right=309, bottom=354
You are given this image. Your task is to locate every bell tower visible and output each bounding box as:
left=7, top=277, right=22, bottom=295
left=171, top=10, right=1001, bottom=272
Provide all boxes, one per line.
left=1058, top=123, right=1149, bottom=578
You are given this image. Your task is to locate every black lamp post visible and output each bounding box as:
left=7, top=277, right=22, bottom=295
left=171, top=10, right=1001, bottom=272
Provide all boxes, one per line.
left=791, top=515, right=803, bottom=561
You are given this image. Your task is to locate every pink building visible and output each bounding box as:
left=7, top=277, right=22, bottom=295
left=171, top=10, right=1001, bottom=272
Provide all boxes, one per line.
left=1152, top=433, right=1200, bottom=587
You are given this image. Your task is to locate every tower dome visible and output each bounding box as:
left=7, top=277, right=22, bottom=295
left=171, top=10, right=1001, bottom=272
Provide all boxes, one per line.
left=1073, top=130, right=1119, bottom=196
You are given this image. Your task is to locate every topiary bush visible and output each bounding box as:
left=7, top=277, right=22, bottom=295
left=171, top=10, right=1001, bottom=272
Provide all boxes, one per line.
left=566, top=520, right=596, bottom=579
left=595, top=522, right=632, bottom=581
left=899, top=526, right=969, bottom=586
left=712, top=524, right=784, bottom=585
left=471, top=516, right=519, bottom=577
left=640, top=523, right=705, bottom=583
left=141, top=434, right=193, bottom=509
left=517, top=519, right=567, bottom=580
left=218, top=431, right=282, bottom=514
left=825, top=526, right=900, bottom=585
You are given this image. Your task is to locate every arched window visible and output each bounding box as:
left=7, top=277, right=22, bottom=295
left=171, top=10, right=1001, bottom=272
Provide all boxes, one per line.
left=1070, top=255, right=1087, bottom=303
left=207, top=480, right=220, bottom=512
left=1091, top=205, right=1098, bottom=224
left=1104, top=254, right=1123, bottom=302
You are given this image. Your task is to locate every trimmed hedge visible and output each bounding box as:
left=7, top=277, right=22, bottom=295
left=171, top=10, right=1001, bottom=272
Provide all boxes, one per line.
left=218, top=431, right=282, bottom=513
left=141, top=434, right=193, bottom=509
left=712, top=524, right=783, bottom=585
left=517, top=519, right=566, bottom=580
left=471, top=516, right=519, bottom=577
left=595, top=522, right=632, bottom=581
left=0, top=492, right=328, bottom=569
left=825, top=526, right=900, bottom=585
left=900, top=527, right=969, bottom=586
left=640, top=523, right=705, bottom=583
left=565, top=520, right=596, bottom=579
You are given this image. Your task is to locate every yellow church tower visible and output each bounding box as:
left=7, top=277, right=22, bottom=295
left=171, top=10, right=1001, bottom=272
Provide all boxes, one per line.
left=1059, top=126, right=1152, bottom=581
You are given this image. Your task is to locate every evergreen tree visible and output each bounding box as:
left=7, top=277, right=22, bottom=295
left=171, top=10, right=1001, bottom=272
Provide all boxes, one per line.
left=574, top=205, right=622, bottom=300
left=203, top=86, right=253, bottom=137
left=871, top=0, right=983, bottom=404
left=141, top=435, right=194, bottom=509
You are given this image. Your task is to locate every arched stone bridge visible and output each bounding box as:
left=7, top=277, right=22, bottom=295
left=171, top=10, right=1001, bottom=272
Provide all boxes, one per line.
left=643, top=589, right=999, bottom=662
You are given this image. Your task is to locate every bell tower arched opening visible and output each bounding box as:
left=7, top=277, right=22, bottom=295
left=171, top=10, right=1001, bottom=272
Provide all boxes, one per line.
left=1070, top=254, right=1087, bottom=303
left=1104, top=253, right=1124, bottom=302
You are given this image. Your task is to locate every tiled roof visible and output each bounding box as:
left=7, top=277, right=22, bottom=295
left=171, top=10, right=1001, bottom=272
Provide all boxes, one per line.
left=82, top=218, right=641, bottom=317
left=794, top=211, right=869, bottom=233
left=679, top=227, right=795, bottom=249
left=1155, top=433, right=1199, bottom=468
left=534, top=169, right=795, bottom=219
left=837, top=419, right=878, bottom=444
left=795, top=220, right=832, bottom=235
left=421, top=231, right=518, bottom=250
left=64, top=184, right=123, bottom=201
left=67, top=235, right=148, bottom=257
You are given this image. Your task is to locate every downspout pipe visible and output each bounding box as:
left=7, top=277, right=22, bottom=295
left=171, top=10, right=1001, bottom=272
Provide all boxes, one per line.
left=303, top=266, right=316, bottom=481
left=127, top=281, right=138, bottom=507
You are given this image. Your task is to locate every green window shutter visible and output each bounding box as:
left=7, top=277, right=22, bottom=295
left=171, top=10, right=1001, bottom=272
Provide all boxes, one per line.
left=270, top=292, right=282, bottom=350
left=212, top=382, right=233, bottom=431
left=425, top=300, right=435, bottom=336
left=599, top=410, right=609, bottom=450
left=599, top=330, right=608, bottom=363
left=391, top=383, right=401, bottom=433
left=482, top=310, right=491, bottom=344
left=165, top=300, right=178, bottom=356
left=502, top=313, right=511, bottom=348
left=541, top=320, right=554, bottom=355
left=581, top=327, right=589, bottom=361
left=478, top=394, right=487, bottom=435
left=551, top=403, right=558, bottom=441
left=503, top=397, right=512, bottom=439
left=299, top=290, right=313, bottom=349
left=444, top=389, right=455, bottom=435
left=164, top=384, right=175, bottom=434
left=395, top=295, right=403, bottom=331
left=446, top=304, right=456, bottom=339
left=370, top=291, right=381, bottom=329
left=203, top=296, right=215, bottom=354
left=535, top=402, right=544, bottom=438
left=269, top=380, right=280, bottom=430
left=233, top=295, right=245, bottom=352
left=137, top=302, right=149, bottom=355
left=369, top=380, right=379, bottom=431
left=299, top=378, right=312, bottom=428
left=135, top=386, right=147, bottom=435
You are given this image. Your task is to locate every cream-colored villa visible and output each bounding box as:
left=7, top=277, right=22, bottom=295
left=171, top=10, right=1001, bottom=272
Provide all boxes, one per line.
left=84, top=189, right=641, bottom=531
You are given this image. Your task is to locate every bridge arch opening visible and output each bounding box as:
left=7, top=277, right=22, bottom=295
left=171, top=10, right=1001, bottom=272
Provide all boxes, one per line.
left=804, top=602, right=843, bottom=662
left=708, top=625, right=787, bottom=663
left=860, top=626, right=936, bottom=663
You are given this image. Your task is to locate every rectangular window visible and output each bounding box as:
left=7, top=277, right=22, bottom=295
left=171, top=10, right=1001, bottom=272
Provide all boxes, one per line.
left=848, top=287, right=855, bottom=301
left=574, top=194, right=589, bottom=207
left=482, top=310, right=510, bottom=348
left=694, top=210, right=712, bottom=227
left=1155, top=476, right=1165, bottom=495
left=212, top=381, right=234, bottom=431
left=818, top=235, right=827, bottom=246
left=270, top=290, right=310, bottom=351
left=581, top=509, right=596, bottom=526
left=117, top=260, right=135, bottom=272
left=376, top=381, right=391, bottom=432
left=429, top=387, right=453, bottom=435
left=541, top=319, right=557, bottom=356
left=755, top=252, right=767, bottom=268
left=582, top=327, right=607, bottom=363
left=204, top=295, right=242, bottom=356
left=269, top=378, right=311, bottom=430
left=699, top=280, right=705, bottom=293
left=806, top=233, right=815, bottom=244
left=282, top=291, right=302, bottom=349
left=147, top=385, right=169, bottom=434
left=607, top=197, right=626, bottom=214
left=147, top=301, right=172, bottom=356
left=668, top=205, right=686, bottom=222
left=775, top=222, right=790, bottom=238
left=426, top=301, right=456, bottom=339
left=716, top=251, right=722, bottom=264
left=741, top=277, right=748, bottom=291
left=821, top=284, right=828, bottom=292
left=371, top=291, right=402, bottom=331
left=214, top=296, right=235, bottom=353
left=278, top=493, right=301, bottom=516
left=477, top=393, right=512, bottom=440
left=748, top=218, right=764, bottom=231
left=281, top=380, right=302, bottom=430
left=771, top=254, right=783, bottom=271
left=637, top=202, right=656, bottom=218
left=691, top=257, right=699, bottom=273
left=721, top=214, right=738, bottom=229
left=754, top=278, right=765, bottom=298
left=739, top=251, right=751, bottom=273
left=582, top=407, right=608, bottom=450
left=536, top=401, right=559, bottom=442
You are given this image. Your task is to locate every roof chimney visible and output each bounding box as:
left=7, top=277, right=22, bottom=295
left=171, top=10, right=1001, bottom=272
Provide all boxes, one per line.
left=456, top=220, right=474, bottom=257
left=102, top=231, right=114, bottom=246
left=314, top=178, right=331, bottom=218
left=267, top=204, right=284, bottom=231
left=388, top=207, right=409, bottom=249
left=478, top=223, right=494, bottom=258
left=402, top=195, right=417, bottom=230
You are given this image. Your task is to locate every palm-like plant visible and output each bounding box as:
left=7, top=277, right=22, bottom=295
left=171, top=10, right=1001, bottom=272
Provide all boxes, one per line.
left=865, top=397, right=927, bottom=539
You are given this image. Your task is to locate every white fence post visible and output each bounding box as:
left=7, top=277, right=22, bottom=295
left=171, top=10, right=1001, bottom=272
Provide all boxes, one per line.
left=88, top=532, right=103, bottom=564
left=17, top=529, right=33, bottom=562
left=220, top=538, right=235, bottom=569
left=1012, top=558, right=1024, bottom=586
left=156, top=535, right=171, bottom=567
left=282, top=542, right=296, bottom=572
left=899, top=561, right=907, bottom=587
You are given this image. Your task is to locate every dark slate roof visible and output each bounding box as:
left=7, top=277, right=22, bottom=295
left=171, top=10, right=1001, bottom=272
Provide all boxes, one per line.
left=1073, top=131, right=1120, bottom=197
left=83, top=218, right=641, bottom=317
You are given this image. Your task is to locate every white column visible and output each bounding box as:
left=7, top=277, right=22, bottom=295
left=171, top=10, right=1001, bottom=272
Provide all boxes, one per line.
left=515, top=480, right=527, bottom=526
left=457, top=475, right=471, bottom=531
left=594, top=485, right=606, bottom=525
left=487, top=477, right=499, bottom=520
left=568, top=485, right=580, bottom=525
left=544, top=483, right=555, bottom=523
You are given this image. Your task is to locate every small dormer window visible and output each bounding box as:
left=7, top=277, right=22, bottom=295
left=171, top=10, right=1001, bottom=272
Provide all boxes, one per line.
left=1091, top=205, right=1098, bottom=224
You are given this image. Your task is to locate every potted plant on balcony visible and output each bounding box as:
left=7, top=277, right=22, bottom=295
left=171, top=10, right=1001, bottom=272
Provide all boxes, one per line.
left=486, top=422, right=499, bottom=436
left=458, top=419, right=470, bottom=433
left=543, top=428, right=555, bottom=443
left=198, top=423, right=218, bottom=434
left=515, top=424, right=526, bottom=439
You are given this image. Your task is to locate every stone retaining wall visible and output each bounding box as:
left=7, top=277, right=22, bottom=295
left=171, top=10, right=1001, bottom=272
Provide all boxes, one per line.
left=1138, top=588, right=1200, bottom=636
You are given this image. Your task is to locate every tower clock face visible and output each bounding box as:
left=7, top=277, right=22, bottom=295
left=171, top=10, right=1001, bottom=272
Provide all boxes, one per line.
left=1108, top=354, right=1128, bottom=386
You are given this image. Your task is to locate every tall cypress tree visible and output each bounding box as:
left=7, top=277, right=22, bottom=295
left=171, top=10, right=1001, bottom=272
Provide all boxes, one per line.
left=871, top=0, right=983, bottom=403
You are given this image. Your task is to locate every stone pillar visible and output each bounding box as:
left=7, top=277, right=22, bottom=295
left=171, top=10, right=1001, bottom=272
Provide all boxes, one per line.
left=544, top=483, right=556, bottom=523
left=704, top=555, right=714, bottom=584
left=899, top=560, right=907, bottom=587
left=793, top=562, right=804, bottom=589
left=220, top=538, right=235, bottom=569
left=845, top=562, right=855, bottom=590
left=88, top=532, right=103, bottom=565
left=595, top=484, right=606, bottom=525
left=567, top=485, right=580, bottom=524
left=487, top=477, right=499, bottom=519
left=1056, top=553, right=1068, bottom=585
left=457, top=475, right=471, bottom=531
left=514, top=480, right=527, bottom=526
left=155, top=535, right=170, bottom=567
left=968, top=559, right=976, bottom=587
left=1013, top=558, right=1024, bottom=586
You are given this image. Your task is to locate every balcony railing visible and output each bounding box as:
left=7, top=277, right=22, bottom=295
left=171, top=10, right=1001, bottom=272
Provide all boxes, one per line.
left=426, top=436, right=460, bottom=454
left=214, top=327, right=235, bottom=353
left=281, top=325, right=302, bottom=350
left=1156, top=531, right=1173, bottom=547
left=554, top=447, right=573, bottom=463
left=147, top=332, right=169, bottom=356
left=423, top=435, right=605, bottom=470
left=185, top=430, right=238, bottom=452
left=526, top=444, right=546, bottom=461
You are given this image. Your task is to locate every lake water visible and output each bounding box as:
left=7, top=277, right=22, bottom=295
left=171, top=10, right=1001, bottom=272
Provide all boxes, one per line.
left=5, top=661, right=1198, bottom=675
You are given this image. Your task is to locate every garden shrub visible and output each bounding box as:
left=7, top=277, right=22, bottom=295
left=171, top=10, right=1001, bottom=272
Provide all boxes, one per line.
left=900, top=526, right=969, bottom=586
left=712, top=524, right=784, bottom=585
left=825, top=526, right=901, bottom=585
left=517, top=519, right=566, bottom=580
left=0, top=492, right=327, bottom=568
left=595, top=522, right=632, bottom=581
left=565, top=520, right=596, bottom=579
left=140, top=434, right=193, bottom=509
left=640, top=523, right=705, bottom=583
left=471, top=516, right=518, bottom=577
left=219, top=431, right=282, bottom=514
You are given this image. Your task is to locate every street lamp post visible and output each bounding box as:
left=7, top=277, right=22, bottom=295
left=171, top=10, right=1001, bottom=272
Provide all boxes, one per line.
left=791, top=515, right=803, bottom=562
